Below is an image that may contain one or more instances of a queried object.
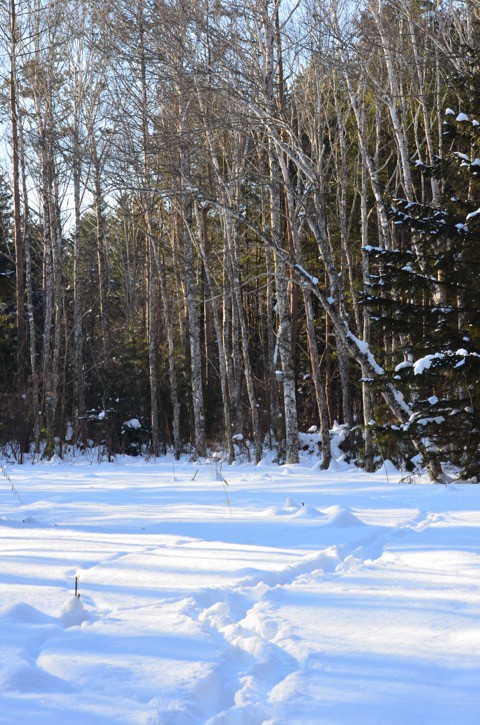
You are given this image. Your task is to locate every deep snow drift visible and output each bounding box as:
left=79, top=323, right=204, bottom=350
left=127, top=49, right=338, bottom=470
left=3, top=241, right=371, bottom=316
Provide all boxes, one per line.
left=1, top=455, right=480, bottom=724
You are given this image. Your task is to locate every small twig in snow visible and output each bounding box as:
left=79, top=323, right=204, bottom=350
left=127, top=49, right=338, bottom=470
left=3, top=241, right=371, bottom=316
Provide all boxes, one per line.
left=0, top=461, right=24, bottom=505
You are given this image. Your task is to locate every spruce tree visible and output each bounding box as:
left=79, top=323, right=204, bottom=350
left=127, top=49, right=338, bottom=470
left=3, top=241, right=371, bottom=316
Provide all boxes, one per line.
left=0, top=173, right=13, bottom=275
left=0, top=172, right=15, bottom=389
left=364, top=63, right=480, bottom=479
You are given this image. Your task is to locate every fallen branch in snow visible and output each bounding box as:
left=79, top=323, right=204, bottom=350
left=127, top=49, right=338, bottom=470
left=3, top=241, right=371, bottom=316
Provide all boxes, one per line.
left=222, top=479, right=232, bottom=516
left=210, top=456, right=233, bottom=516
left=0, top=461, right=24, bottom=505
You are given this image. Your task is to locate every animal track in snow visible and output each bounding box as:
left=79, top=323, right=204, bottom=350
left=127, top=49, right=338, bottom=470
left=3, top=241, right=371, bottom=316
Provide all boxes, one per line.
left=166, top=507, right=442, bottom=724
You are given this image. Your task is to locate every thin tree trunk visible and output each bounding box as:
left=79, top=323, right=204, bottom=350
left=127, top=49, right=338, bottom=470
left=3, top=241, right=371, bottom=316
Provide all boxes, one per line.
left=265, top=244, right=279, bottom=446
left=142, top=211, right=182, bottom=458
left=72, top=123, right=84, bottom=430
left=9, top=0, right=27, bottom=388
left=360, top=161, right=375, bottom=471
left=277, top=147, right=331, bottom=467
left=263, top=1, right=298, bottom=464
left=139, top=12, right=160, bottom=456
left=270, top=149, right=299, bottom=464
left=41, top=144, right=55, bottom=432
left=225, top=213, right=262, bottom=463
left=92, top=140, right=109, bottom=361
left=194, top=202, right=234, bottom=463
left=50, top=170, right=63, bottom=430
left=19, top=117, right=40, bottom=451
left=178, top=115, right=206, bottom=457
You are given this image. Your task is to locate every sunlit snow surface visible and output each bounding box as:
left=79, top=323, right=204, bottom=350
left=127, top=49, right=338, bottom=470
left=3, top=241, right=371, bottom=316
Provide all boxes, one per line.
left=1, top=456, right=480, bottom=724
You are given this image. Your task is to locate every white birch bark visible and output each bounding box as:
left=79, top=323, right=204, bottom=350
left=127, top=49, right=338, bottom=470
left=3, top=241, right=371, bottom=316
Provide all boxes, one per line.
left=262, top=0, right=299, bottom=463
left=9, top=0, right=27, bottom=387
left=194, top=202, right=235, bottom=463
left=138, top=9, right=160, bottom=456
left=178, top=113, right=206, bottom=457
left=72, top=118, right=84, bottom=428
left=19, top=116, right=40, bottom=450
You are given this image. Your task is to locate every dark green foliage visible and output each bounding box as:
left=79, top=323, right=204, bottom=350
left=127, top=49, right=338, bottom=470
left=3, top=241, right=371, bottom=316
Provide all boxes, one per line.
left=364, top=103, right=480, bottom=479
left=0, top=172, right=13, bottom=294
left=0, top=174, right=15, bottom=388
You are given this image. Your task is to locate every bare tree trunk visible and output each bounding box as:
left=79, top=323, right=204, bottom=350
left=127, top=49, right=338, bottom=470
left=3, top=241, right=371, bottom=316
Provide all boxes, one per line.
left=72, top=122, right=85, bottom=430
left=270, top=150, right=299, bottom=464
left=19, top=117, right=40, bottom=451
left=276, top=142, right=331, bottom=467
left=222, top=265, right=239, bottom=435
left=265, top=244, right=279, bottom=446
left=139, top=12, right=160, bottom=456
left=405, top=5, right=440, bottom=207
left=91, top=140, right=109, bottom=361
left=194, top=202, right=235, bottom=463
left=51, top=170, right=63, bottom=430
left=9, top=0, right=27, bottom=388
left=178, top=115, right=206, bottom=457
left=343, top=70, right=393, bottom=251
left=262, top=0, right=298, bottom=464
left=155, top=240, right=181, bottom=459
left=145, top=227, right=159, bottom=456
left=369, top=2, right=415, bottom=201
left=225, top=212, right=263, bottom=463
left=194, top=83, right=261, bottom=460
left=360, top=161, right=375, bottom=471
left=41, top=144, right=55, bottom=432
left=305, top=295, right=332, bottom=468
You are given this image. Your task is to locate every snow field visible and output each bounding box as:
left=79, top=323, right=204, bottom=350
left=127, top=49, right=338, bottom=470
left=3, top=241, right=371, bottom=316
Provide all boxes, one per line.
left=1, top=458, right=480, bottom=723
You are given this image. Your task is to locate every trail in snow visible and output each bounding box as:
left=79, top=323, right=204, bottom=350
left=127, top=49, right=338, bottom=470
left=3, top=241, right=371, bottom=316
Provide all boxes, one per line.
left=170, top=507, right=435, bottom=724
left=0, top=458, right=480, bottom=724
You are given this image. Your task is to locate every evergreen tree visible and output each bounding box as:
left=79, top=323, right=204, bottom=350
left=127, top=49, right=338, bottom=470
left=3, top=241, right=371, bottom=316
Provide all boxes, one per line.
left=0, top=172, right=13, bottom=277
left=364, top=58, right=480, bottom=479
left=0, top=173, right=15, bottom=382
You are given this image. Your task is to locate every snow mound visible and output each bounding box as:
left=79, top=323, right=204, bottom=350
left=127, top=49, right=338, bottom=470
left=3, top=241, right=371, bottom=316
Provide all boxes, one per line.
left=336, top=554, right=365, bottom=573
left=267, top=497, right=300, bottom=516
left=268, top=498, right=325, bottom=519
left=328, top=455, right=353, bottom=472
left=22, top=516, right=44, bottom=526
left=0, top=517, right=25, bottom=529
left=381, top=459, right=401, bottom=475
left=60, top=596, right=92, bottom=629
left=298, top=430, right=322, bottom=456
left=0, top=516, right=47, bottom=529
left=2, top=602, right=54, bottom=625
left=322, top=505, right=365, bottom=528
left=292, top=504, right=325, bottom=519
left=2, top=664, right=77, bottom=694
left=123, top=418, right=141, bottom=430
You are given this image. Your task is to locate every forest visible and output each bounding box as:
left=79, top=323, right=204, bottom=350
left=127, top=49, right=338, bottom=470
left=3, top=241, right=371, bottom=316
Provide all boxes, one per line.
left=0, top=0, right=479, bottom=481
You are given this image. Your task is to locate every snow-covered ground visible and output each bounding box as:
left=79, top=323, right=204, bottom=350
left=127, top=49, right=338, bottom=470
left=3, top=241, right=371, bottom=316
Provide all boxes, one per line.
left=1, top=454, right=480, bottom=724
